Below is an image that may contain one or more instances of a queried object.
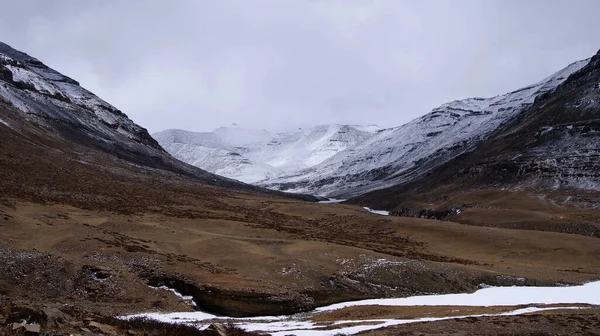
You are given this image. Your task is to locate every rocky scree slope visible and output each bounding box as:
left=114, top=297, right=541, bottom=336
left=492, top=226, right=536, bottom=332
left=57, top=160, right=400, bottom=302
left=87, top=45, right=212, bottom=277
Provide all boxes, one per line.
left=260, top=57, right=591, bottom=198
left=153, top=124, right=376, bottom=183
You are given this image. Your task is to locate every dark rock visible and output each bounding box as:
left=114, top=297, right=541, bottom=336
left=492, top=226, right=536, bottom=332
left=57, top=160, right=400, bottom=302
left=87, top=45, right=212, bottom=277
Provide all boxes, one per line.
left=42, top=306, right=69, bottom=325
left=11, top=322, right=41, bottom=334
left=88, top=321, right=117, bottom=335
left=204, top=323, right=227, bottom=336
left=24, top=323, right=41, bottom=334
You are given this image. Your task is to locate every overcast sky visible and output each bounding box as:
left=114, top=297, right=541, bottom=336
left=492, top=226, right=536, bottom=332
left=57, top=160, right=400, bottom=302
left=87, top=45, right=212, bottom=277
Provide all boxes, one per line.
left=1, top=1, right=599, bottom=133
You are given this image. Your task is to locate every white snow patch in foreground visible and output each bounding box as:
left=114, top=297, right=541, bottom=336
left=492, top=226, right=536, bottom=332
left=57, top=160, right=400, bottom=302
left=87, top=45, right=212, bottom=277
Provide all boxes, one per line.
left=266, top=306, right=584, bottom=336
left=363, top=207, right=390, bottom=216
left=124, top=281, right=600, bottom=335
left=0, top=118, right=9, bottom=127
left=126, top=306, right=586, bottom=336
left=316, top=281, right=600, bottom=311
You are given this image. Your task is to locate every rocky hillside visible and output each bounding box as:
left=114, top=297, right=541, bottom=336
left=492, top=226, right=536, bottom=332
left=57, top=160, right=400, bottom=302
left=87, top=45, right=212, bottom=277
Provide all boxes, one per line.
left=260, top=57, right=591, bottom=197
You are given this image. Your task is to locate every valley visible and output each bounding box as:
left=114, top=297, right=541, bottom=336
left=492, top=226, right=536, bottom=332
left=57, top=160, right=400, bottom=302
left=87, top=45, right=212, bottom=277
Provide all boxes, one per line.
left=0, top=40, right=599, bottom=336
left=2, top=196, right=600, bottom=334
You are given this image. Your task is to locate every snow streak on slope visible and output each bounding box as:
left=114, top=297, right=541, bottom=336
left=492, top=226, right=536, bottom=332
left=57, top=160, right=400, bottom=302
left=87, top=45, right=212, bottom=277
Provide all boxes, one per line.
left=247, top=125, right=375, bottom=171
left=154, top=125, right=377, bottom=183
left=261, top=58, right=591, bottom=197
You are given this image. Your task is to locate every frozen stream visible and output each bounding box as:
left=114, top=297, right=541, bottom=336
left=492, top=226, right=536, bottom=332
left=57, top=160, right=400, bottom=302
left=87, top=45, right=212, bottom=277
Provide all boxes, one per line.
left=125, top=281, right=600, bottom=335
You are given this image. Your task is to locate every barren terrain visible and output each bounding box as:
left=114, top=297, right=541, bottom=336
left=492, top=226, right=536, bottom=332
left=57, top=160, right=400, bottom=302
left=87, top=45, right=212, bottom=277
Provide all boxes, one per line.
left=1, top=89, right=599, bottom=335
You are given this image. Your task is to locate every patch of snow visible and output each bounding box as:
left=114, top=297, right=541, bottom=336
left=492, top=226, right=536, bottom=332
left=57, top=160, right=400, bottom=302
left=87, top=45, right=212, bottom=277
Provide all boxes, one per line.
left=363, top=207, right=390, bottom=216
left=5, top=65, right=61, bottom=95
left=318, top=198, right=346, bottom=204
left=316, top=281, right=600, bottom=311
left=125, top=310, right=218, bottom=322
left=124, top=282, right=599, bottom=335
left=266, top=306, right=584, bottom=336
left=0, top=118, right=8, bottom=127
left=149, top=285, right=197, bottom=307
left=126, top=306, right=587, bottom=336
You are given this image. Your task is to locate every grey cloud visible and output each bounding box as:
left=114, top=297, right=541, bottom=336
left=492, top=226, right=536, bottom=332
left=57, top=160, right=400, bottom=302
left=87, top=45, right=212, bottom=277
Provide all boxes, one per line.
left=1, top=0, right=599, bottom=133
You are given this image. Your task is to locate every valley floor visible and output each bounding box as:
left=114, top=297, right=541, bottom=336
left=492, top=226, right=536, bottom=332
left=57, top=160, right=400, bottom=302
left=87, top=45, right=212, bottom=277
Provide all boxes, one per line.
left=1, top=193, right=599, bottom=335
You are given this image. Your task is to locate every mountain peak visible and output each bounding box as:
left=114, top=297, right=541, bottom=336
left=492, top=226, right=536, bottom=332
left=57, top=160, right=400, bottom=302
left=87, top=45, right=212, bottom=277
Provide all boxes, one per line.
left=260, top=54, right=592, bottom=197
left=0, top=41, right=40, bottom=64
left=0, top=41, right=165, bottom=157
left=154, top=123, right=379, bottom=183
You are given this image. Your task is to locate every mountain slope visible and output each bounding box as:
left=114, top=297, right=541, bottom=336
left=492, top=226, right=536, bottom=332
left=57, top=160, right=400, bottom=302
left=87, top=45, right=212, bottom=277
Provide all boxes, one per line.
left=260, top=58, right=591, bottom=197
left=0, top=41, right=318, bottom=203
left=153, top=129, right=283, bottom=183
left=247, top=124, right=375, bottom=170
left=350, top=49, right=600, bottom=236
left=153, top=124, right=376, bottom=183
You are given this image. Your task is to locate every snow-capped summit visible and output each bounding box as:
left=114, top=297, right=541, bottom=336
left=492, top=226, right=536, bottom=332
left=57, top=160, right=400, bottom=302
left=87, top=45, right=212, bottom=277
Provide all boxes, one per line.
left=247, top=124, right=375, bottom=171
left=153, top=128, right=282, bottom=183
left=153, top=124, right=378, bottom=183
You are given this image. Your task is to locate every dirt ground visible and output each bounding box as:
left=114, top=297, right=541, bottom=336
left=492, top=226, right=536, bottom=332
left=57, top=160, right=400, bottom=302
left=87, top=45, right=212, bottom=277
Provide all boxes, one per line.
left=1, top=196, right=599, bottom=318
left=357, top=307, right=600, bottom=335
left=311, top=304, right=594, bottom=322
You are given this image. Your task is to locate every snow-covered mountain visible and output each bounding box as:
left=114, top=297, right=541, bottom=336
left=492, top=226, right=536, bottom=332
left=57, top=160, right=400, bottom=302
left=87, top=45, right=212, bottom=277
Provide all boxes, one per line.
left=246, top=124, right=375, bottom=171
left=0, top=42, right=161, bottom=153
left=153, top=124, right=377, bottom=183
left=153, top=128, right=283, bottom=183
left=0, top=41, right=320, bottom=204
left=260, top=57, right=591, bottom=197
left=154, top=54, right=591, bottom=198
left=352, top=49, right=600, bottom=214
left=0, top=41, right=266, bottom=192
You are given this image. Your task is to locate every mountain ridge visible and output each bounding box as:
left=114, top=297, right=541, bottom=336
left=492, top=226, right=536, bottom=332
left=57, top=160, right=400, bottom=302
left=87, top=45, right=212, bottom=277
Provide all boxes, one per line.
left=348, top=49, right=600, bottom=236
left=258, top=57, right=591, bottom=197
left=153, top=124, right=378, bottom=183
left=0, top=41, right=319, bottom=203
